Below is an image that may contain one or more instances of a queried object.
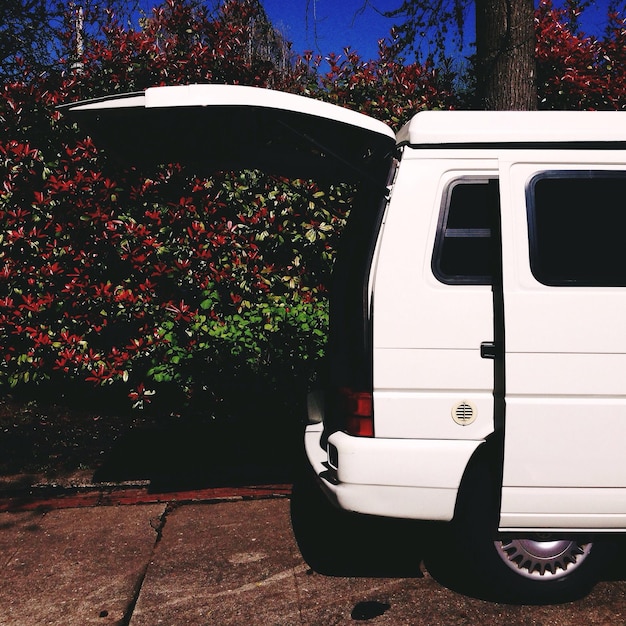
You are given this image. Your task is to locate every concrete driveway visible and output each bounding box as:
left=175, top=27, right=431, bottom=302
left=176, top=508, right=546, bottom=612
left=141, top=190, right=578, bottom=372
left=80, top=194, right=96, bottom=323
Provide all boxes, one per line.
left=2, top=488, right=626, bottom=625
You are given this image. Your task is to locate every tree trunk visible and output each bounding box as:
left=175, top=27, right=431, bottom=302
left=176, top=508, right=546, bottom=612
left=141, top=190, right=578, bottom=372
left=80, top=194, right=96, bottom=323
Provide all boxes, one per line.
left=475, top=0, right=537, bottom=110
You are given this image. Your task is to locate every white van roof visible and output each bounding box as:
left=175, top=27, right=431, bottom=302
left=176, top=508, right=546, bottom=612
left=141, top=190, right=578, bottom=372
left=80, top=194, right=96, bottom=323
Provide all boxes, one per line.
left=397, top=110, right=626, bottom=146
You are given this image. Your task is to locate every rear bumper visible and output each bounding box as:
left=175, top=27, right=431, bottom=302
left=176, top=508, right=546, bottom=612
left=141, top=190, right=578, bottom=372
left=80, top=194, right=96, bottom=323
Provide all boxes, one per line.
left=304, top=423, right=483, bottom=521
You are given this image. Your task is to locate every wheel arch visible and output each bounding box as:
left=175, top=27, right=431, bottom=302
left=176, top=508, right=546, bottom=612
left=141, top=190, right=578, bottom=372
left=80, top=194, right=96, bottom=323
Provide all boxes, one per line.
left=452, top=433, right=504, bottom=526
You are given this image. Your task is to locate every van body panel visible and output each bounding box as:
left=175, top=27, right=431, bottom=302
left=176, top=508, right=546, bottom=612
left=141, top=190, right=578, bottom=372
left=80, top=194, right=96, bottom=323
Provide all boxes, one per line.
left=373, top=355, right=494, bottom=440
left=373, top=157, right=497, bottom=350
left=65, top=84, right=395, bottom=140
left=371, top=156, right=498, bottom=447
left=503, top=400, right=626, bottom=487
left=500, top=487, right=626, bottom=530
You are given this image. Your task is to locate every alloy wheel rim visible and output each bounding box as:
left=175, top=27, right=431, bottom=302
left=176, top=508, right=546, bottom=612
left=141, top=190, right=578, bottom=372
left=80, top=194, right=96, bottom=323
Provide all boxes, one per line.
left=494, top=537, right=592, bottom=580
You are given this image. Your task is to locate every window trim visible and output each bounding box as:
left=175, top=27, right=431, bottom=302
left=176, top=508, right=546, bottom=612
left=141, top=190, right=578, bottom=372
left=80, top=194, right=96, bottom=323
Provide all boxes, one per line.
left=527, top=170, right=626, bottom=287
left=432, top=177, right=497, bottom=286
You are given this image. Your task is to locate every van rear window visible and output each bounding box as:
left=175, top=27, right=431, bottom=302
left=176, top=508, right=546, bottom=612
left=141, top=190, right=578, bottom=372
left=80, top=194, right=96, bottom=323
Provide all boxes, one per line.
left=432, top=179, right=499, bottom=285
left=528, top=172, right=626, bottom=286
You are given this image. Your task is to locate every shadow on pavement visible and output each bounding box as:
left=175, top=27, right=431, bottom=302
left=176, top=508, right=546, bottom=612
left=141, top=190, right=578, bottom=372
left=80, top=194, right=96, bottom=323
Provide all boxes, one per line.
left=290, top=458, right=432, bottom=579
left=93, top=415, right=301, bottom=491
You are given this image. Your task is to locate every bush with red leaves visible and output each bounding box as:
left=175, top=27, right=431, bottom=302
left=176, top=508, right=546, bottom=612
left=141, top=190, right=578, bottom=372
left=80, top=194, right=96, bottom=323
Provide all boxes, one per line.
left=0, top=0, right=455, bottom=412
left=536, top=0, right=626, bottom=110
left=6, top=0, right=623, bottom=414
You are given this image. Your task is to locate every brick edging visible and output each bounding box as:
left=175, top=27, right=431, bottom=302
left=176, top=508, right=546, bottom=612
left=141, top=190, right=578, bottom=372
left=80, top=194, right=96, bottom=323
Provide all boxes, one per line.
left=0, top=483, right=292, bottom=512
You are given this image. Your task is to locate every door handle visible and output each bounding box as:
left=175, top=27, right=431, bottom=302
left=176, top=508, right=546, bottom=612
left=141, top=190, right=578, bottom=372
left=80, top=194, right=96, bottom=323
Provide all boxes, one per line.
left=480, top=341, right=498, bottom=359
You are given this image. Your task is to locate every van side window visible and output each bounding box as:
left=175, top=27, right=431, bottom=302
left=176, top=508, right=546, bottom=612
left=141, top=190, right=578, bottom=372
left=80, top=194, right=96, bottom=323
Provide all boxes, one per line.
left=528, top=172, right=626, bottom=286
left=432, top=178, right=499, bottom=285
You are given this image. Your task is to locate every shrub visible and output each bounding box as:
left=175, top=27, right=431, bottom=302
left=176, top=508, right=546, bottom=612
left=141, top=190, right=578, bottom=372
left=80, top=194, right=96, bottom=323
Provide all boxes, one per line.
left=0, top=115, right=352, bottom=410
left=1, top=0, right=459, bottom=414
left=536, top=0, right=626, bottom=110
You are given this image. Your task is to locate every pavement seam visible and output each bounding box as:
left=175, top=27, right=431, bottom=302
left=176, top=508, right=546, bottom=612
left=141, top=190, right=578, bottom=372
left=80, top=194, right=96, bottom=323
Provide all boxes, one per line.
left=119, top=502, right=172, bottom=626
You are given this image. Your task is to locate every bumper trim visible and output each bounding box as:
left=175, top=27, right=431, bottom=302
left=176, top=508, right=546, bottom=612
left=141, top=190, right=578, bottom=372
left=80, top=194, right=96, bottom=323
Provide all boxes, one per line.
left=304, top=423, right=483, bottom=521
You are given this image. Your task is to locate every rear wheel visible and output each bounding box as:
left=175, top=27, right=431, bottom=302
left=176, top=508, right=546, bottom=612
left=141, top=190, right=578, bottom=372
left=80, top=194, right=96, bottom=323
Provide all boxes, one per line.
left=432, top=455, right=611, bottom=603
left=465, top=532, right=608, bottom=604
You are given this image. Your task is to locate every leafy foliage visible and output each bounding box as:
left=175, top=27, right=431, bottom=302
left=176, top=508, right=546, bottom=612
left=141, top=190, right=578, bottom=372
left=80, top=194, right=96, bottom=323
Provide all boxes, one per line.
left=0, top=0, right=142, bottom=83
left=536, top=0, right=626, bottom=109
left=3, top=0, right=626, bottom=416
left=290, top=40, right=457, bottom=127
left=1, top=0, right=456, bottom=413
left=385, top=0, right=626, bottom=110
left=0, top=0, right=51, bottom=82
left=0, top=96, right=349, bottom=411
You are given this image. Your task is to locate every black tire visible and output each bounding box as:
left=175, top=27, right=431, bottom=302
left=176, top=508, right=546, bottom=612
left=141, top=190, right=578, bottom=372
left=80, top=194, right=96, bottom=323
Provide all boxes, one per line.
left=290, top=454, right=368, bottom=575
left=290, top=451, right=424, bottom=577
left=427, top=456, right=613, bottom=604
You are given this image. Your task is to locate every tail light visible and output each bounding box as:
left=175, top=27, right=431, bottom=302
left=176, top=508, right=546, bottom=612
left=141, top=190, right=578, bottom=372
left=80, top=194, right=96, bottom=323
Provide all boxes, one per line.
left=340, top=387, right=374, bottom=437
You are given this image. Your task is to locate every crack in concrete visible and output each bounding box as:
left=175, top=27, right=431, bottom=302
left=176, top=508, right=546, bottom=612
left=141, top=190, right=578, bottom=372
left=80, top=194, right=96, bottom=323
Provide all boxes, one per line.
left=119, top=502, right=172, bottom=626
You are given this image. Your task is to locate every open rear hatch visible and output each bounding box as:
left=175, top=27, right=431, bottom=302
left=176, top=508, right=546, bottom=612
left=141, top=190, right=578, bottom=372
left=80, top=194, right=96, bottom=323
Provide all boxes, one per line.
left=60, top=84, right=396, bottom=183
left=61, top=84, right=398, bottom=442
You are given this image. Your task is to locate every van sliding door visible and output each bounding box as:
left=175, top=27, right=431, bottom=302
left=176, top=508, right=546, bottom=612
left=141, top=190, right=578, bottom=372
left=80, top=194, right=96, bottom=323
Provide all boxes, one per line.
left=500, top=163, right=626, bottom=531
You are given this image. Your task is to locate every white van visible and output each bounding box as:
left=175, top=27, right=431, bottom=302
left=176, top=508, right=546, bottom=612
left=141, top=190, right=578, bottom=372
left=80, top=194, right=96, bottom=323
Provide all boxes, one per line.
left=65, top=85, right=626, bottom=602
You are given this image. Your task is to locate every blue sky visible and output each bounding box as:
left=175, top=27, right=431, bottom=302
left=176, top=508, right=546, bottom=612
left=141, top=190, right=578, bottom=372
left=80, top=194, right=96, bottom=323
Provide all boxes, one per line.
left=260, top=0, right=401, bottom=60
